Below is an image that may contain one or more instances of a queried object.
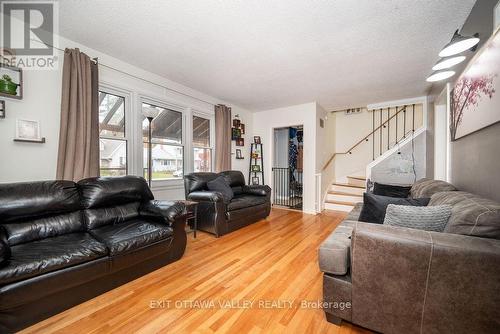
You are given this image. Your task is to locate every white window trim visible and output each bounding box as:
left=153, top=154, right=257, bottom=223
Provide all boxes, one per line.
left=98, top=84, right=133, bottom=175
left=138, top=95, right=188, bottom=189
left=192, top=109, right=215, bottom=173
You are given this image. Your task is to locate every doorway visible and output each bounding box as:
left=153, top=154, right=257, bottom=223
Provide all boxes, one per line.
left=272, top=125, right=303, bottom=210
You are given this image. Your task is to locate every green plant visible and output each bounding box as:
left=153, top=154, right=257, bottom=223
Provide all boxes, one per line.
left=2, top=74, right=13, bottom=83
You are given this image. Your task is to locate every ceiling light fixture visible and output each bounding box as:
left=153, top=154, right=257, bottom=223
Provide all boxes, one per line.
left=426, top=70, right=456, bottom=82
left=432, top=55, right=466, bottom=71
left=439, top=30, right=480, bottom=57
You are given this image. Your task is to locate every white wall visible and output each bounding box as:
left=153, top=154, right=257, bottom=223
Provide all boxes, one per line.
left=315, top=104, right=335, bottom=211
left=253, top=102, right=318, bottom=214
left=0, top=31, right=252, bottom=200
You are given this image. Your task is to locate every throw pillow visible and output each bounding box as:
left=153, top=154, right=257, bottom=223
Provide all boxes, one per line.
left=373, top=182, right=412, bottom=198
left=359, top=192, right=430, bottom=224
left=383, top=204, right=452, bottom=232
left=207, top=176, right=234, bottom=203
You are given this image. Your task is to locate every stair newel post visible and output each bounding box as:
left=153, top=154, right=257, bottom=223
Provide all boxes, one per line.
left=395, top=106, right=399, bottom=144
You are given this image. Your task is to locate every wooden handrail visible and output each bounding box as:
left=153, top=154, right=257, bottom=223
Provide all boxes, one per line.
left=321, top=105, right=407, bottom=171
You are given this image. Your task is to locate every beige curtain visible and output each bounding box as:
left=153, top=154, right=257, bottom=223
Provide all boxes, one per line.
left=56, top=48, right=100, bottom=181
left=214, top=104, right=232, bottom=172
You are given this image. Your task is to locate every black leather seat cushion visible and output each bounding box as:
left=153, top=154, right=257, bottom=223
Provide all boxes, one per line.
left=227, top=194, right=269, bottom=211
left=0, top=233, right=107, bottom=285
left=90, top=219, right=173, bottom=256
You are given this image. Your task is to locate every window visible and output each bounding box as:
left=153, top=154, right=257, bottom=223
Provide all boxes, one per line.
left=98, top=91, right=127, bottom=176
left=193, top=115, right=212, bottom=172
left=142, top=102, right=183, bottom=180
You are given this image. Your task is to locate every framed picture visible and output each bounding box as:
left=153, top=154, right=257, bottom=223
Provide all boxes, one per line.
left=0, top=64, right=23, bottom=100
left=0, top=100, right=4, bottom=118
left=450, top=28, right=500, bottom=141
left=251, top=165, right=261, bottom=172
left=236, top=149, right=243, bottom=159
left=252, top=177, right=260, bottom=185
left=232, top=119, right=241, bottom=127
left=16, top=119, right=41, bottom=140
left=254, top=136, right=261, bottom=144
left=236, top=138, right=244, bottom=146
left=240, top=123, right=245, bottom=134
left=232, top=127, right=241, bottom=140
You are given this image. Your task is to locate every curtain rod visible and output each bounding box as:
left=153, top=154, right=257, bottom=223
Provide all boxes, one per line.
left=38, top=42, right=217, bottom=107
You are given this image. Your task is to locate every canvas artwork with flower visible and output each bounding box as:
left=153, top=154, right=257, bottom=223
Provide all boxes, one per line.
left=451, top=28, right=500, bottom=141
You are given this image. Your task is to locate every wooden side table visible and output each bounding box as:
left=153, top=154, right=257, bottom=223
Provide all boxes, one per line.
left=180, top=200, right=198, bottom=238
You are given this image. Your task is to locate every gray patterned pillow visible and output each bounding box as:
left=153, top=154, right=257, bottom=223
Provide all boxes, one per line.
left=383, top=204, right=452, bottom=232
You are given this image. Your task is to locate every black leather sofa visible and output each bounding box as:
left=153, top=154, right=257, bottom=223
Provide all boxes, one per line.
left=0, top=176, right=187, bottom=332
left=184, top=171, right=271, bottom=237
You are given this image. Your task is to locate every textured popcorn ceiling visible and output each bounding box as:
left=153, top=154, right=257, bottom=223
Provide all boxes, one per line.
left=59, top=0, right=476, bottom=111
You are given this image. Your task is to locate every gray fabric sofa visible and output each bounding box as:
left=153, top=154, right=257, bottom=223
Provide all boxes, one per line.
left=319, top=179, right=500, bottom=333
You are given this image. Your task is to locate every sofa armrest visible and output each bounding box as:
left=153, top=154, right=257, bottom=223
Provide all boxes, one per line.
left=140, top=200, right=186, bottom=228
left=350, top=222, right=500, bottom=333
left=187, top=191, right=224, bottom=203
left=242, top=185, right=271, bottom=196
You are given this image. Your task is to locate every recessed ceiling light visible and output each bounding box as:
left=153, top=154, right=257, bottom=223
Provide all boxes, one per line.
left=426, top=70, right=455, bottom=82
left=432, top=55, right=466, bottom=71
left=439, top=30, right=480, bottom=57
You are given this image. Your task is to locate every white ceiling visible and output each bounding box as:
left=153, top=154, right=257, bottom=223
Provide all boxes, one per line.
left=59, top=0, right=476, bottom=111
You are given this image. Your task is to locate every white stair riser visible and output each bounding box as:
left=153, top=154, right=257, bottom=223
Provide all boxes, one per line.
left=347, top=177, right=366, bottom=188
left=330, top=184, right=365, bottom=195
left=324, top=202, right=354, bottom=212
left=327, top=194, right=363, bottom=203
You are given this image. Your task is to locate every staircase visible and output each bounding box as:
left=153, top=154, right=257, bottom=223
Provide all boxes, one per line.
left=325, top=176, right=365, bottom=211
left=321, top=100, right=426, bottom=212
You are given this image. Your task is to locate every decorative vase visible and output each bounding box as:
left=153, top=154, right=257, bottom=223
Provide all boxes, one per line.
left=0, top=80, right=18, bottom=95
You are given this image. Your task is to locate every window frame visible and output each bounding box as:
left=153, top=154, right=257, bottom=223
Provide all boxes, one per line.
left=192, top=110, right=215, bottom=173
left=139, top=95, right=187, bottom=188
left=97, top=85, right=132, bottom=177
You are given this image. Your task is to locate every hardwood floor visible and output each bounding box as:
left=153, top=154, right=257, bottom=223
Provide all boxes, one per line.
left=23, top=209, right=372, bottom=334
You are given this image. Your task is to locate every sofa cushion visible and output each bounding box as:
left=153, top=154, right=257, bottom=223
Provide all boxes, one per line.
left=0, top=232, right=107, bottom=285
left=410, top=178, right=457, bottom=198
left=430, top=191, right=500, bottom=239
left=383, top=204, right=452, bottom=232
left=78, top=176, right=153, bottom=209
left=183, top=172, right=218, bottom=197
left=89, top=218, right=173, bottom=255
left=373, top=182, right=411, bottom=198
left=227, top=194, right=268, bottom=211
left=318, top=221, right=355, bottom=275
left=219, top=170, right=246, bottom=188
left=207, top=176, right=234, bottom=203
left=83, top=202, right=141, bottom=230
left=359, top=193, right=430, bottom=224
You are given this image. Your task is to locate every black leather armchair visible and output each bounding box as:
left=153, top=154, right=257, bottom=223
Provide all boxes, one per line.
left=0, top=176, right=187, bottom=332
left=184, top=171, right=271, bottom=237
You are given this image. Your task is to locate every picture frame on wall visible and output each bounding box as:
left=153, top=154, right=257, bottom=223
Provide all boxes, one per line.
left=231, top=127, right=241, bottom=140
left=232, top=119, right=241, bottom=127
left=0, top=64, right=23, bottom=100
left=251, top=165, right=261, bottom=172
left=236, top=149, right=243, bottom=159
left=14, top=119, right=45, bottom=143
left=450, top=27, right=500, bottom=141
left=0, top=100, right=4, bottom=118
left=236, top=138, right=244, bottom=146
left=240, top=123, right=245, bottom=134
left=253, top=136, right=261, bottom=144
left=252, top=177, right=260, bottom=185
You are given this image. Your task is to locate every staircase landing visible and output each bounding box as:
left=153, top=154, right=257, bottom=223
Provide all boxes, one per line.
left=324, top=176, right=365, bottom=212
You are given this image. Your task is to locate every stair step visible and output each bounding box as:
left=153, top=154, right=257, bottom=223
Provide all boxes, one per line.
left=347, top=175, right=366, bottom=181
left=332, top=182, right=365, bottom=189
left=328, top=191, right=363, bottom=197
left=324, top=202, right=355, bottom=213
left=325, top=199, right=357, bottom=206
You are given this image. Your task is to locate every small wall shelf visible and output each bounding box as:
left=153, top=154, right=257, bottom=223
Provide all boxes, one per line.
left=14, top=137, right=46, bottom=143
